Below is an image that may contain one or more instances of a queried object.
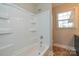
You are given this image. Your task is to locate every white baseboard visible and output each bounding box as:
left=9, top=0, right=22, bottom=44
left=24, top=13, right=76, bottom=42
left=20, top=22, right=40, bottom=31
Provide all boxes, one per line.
left=53, top=43, right=76, bottom=51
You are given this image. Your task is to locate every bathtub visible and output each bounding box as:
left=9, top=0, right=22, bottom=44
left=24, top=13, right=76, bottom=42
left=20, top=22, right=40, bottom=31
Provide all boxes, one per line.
left=13, top=43, right=50, bottom=56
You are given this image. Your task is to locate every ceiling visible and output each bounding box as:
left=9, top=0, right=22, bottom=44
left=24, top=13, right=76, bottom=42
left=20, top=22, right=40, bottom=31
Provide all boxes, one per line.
left=52, top=3, right=64, bottom=8
left=15, top=3, right=64, bottom=13
left=15, top=3, right=52, bottom=14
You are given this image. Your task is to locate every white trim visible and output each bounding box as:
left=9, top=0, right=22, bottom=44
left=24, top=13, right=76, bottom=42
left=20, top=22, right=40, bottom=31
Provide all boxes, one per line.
left=50, top=4, right=53, bottom=51
left=40, top=46, right=49, bottom=56
left=54, top=43, right=76, bottom=51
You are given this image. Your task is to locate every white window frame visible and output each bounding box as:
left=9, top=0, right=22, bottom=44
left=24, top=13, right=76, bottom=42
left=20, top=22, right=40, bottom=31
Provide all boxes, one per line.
left=57, top=9, right=75, bottom=29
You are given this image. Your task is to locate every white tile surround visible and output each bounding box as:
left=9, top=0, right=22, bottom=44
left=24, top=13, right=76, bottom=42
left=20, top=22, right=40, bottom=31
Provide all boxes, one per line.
left=0, top=4, right=51, bottom=56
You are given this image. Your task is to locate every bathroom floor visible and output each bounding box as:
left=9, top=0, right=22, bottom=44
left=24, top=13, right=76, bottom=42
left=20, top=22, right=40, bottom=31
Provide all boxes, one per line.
left=53, top=46, right=76, bottom=56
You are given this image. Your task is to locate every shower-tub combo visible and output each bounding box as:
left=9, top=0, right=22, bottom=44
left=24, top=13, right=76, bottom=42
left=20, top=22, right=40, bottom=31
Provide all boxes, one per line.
left=0, top=3, right=52, bottom=56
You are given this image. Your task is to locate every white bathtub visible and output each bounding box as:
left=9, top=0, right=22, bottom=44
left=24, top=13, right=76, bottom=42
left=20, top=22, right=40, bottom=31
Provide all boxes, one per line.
left=12, top=43, right=50, bottom=56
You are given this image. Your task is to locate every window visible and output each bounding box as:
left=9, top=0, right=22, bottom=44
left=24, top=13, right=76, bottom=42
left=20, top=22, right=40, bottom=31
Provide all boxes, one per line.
left=57, top=10, right=74, bottom=28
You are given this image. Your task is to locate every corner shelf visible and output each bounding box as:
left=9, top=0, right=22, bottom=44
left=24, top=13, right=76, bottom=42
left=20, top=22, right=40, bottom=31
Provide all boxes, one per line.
left=0, top=16, right=11, bottom=35
left=0, top=17, right=8, bottom=20
left=0, top=28, right=12, bottom=35
left=29, top=29, right=37, bottom=32
left=31, top=22, right=36, bottom=24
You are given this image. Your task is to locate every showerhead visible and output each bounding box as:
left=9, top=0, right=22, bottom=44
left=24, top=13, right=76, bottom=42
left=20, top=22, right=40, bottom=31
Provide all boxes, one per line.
left=38, top=9, right=42, bottom=12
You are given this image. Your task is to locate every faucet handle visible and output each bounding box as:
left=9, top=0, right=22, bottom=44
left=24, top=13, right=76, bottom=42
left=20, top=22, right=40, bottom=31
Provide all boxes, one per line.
left=40, top=35, right=43, bottom=39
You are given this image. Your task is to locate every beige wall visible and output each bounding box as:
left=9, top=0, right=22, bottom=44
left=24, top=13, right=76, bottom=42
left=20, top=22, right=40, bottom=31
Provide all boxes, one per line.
left=53, top=4, right=79, bottom=47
